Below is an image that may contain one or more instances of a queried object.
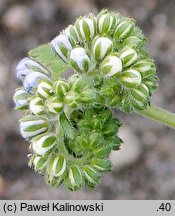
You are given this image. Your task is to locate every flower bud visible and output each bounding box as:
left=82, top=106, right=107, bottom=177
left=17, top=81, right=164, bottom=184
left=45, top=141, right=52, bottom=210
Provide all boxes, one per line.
left=93, top=37, right=113, bottom=61
left=133, top=59, right=156, bottom=78
left=90, top=158, right=112, bottom=172
left=89, top=132, right=104, bottom=148
left=16, top=58, right=49, bottom=80
left=130, top=83, right=150, bottom=110
left=32, top=134, right=56, bottom=155
left=94, top=146, right=112, bottom=158
left=118, top=69, right=142, bottom=88
left=37, top=81, right=53, bottom=99
left=130, top=96, right=148, bottom=111
left=20, top=115, right=48, bottom=139
left=32, top=154, right=49, bottom=172
left=114, top=19, right=135, bottom=39
left=66, top=165, right=83, bottom=191
left=120, top=47, right=138, bottom=68
left=51, top=34, right=73, bottom=63
left=49, top=154, right=67, bottom=177
left=23, top=72, right=50, bottom=93
left=83, top=165, right=100, bottom=186
left=53, top=80, right=70, bottom=97
left=79, top=89, right=96, bottom=103
left=122, top=36, right=145, bottom=49
left=70, top=47, right=90, bottom=73
left=97, top=10, right=116, bottom=35
left=13, top=88, right=29, bottom=110
left=64, top=91, right=79, bottom=108
left=100, top=54, right=122, bottom=77
left=68, top=74, right=82, bottom=91
left=63, top=25, right=79, bottom=46
left=75, top=15, right=96, bottom=41
left=29, top=97, right=45, bottom=115
left=144, top=76, right=158, bottom=93
left=47, top=96, right=64, bottom=114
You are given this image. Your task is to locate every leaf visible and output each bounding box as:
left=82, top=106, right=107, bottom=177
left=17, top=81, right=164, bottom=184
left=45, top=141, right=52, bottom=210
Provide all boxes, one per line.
left=28, top=43, right=69, bottom=79
left=59, top=112, right=75, bottom=140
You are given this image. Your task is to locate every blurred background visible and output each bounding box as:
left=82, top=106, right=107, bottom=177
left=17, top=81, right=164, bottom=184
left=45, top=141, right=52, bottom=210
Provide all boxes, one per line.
left=0, top=0, right=175, bottom=199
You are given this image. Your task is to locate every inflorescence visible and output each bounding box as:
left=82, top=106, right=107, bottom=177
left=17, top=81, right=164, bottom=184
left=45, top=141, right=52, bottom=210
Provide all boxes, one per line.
left=14, top=10, right=158, bottom=191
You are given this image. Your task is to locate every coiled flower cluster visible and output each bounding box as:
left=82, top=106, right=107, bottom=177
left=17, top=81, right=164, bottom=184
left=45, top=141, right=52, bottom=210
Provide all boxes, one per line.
left=14, top=10, right=158, bottom=190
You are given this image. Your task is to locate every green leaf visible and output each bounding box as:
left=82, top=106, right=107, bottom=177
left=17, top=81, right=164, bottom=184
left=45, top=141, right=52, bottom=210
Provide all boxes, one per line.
left=28, top=43, right=69, bottom=79
left=59, top=112, right=75, bottom=140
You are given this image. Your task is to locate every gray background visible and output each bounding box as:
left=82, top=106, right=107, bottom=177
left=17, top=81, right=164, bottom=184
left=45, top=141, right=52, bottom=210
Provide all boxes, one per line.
left=0, top=0, right=175, bottom=199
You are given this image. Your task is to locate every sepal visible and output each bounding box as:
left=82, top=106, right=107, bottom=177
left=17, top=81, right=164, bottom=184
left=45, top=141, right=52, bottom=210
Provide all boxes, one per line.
left=37, top=81, right=53, bottom=99
left=75, top=15, right=96, bottom=41
left=118, top=69, right=142, bottom=88
left=70, top=47, right=91, bottom=73
left=51, top=34, right=73, bottom=63
left=100, top=54, right=122, bottom=77
left=29, top=97, right=45, bottom=115
left=120, top=47, right=138, bottom=68
left=20, top=115, right=48, bottom=139
left=93, top=36, right=113, bottom=61
left=53, top=80, right=70, bottom=97
left=32, top=133, right=56, bottom=155
left=97, top=9, right=117, bottom=35
left=47, top=96, right=64, bottom=113
left=48, top=154, right=67, bottom=177
left=13, top=88, right=29, bottom=110
left=66, top=165, right=84, bottom=191
left=114, top=18, right=135, bottom=39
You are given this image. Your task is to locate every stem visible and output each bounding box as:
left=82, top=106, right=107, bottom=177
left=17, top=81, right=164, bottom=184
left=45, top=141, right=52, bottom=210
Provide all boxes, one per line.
left=137, top=104, right=175, bottom=129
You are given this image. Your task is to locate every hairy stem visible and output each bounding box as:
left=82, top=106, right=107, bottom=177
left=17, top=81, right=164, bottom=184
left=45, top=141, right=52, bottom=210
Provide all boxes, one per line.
left=137, top=104, right=175, bottom=129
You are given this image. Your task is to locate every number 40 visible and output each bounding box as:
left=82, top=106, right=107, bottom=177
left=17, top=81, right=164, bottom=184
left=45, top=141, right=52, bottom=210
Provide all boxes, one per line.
left=159, top=203, right=171, bottom=211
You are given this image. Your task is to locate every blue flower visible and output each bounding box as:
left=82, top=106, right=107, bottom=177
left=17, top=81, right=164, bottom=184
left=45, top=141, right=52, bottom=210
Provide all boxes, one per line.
left=16, top=58, right=49, bottom=80
left=23, top=72, right=50, bottom=93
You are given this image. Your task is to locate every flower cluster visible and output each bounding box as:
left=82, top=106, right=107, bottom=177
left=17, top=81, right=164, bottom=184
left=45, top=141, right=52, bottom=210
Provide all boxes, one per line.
left=14, top=10, right=158, bottom=190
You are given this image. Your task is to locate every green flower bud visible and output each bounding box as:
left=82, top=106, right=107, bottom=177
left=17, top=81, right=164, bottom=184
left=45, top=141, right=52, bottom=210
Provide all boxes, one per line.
left=90, top=158, right=112, bottom=172
left=79, top=89, right=97, bottom=103
left=83, top=165, right=100, bottom=187
left=133, top=59, right=156, bottom=78
left=122, top=36, right=145, bottom=49
left=64, top=91, right=79, bottom=108
left=131, top=83, right=149, bottom=103
left=49, top=154, right=67, bottom=177
left=100, top=54, right=122, bottom=77
left=20, top=115, right=48, bottom=139
left=144, top=76, right=158, bottom=93
left=53, top=80, right=70, bottom=97
left=63, top=25, right=79, bottom=46
left=89, top=132, right=104, bottom=148
left=13, top=88, right=29, bottom=110
left=37, top=81, right=53, bottom=99
left=29, top=97, right=44, bottom=115
left=130, top=96, right=148, bottom=110
left=47, top=96, right=64, bottom=114
left=68, top=74, right=81, bottom=91
left=97, top=10, right=116, bottom=35
left=51, top=34, right=73, bottom=63
left=70, top=47, right=91, bottom=73
left=93, top=37, right=113, bottom=61
left=75, top=15, right=96, bottom=41
left=114, top=19, right=135, bottom=39
left=120, top=47, right=138, bottom=68
left=32, top=153, right=49, bottom=172
left=66, top=165, right=83, bottom=191
left=45, top=175, right=64, bottom=188
left=118, top=69, right=142, bottom=88
left=32, top=134, right=56, bottom=155
left=94, top=146, right=111, bottom=159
